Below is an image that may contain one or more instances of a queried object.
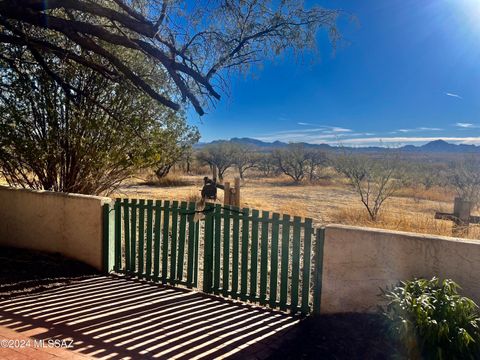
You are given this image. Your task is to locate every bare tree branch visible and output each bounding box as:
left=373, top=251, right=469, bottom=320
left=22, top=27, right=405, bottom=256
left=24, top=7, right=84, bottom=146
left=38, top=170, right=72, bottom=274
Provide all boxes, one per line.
left=0, top=0, right=339, bottom=115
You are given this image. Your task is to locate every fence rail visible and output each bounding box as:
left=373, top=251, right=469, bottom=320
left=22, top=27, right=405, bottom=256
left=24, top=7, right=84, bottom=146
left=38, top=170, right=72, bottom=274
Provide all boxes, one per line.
left=103, top=198, right=324, bottom=315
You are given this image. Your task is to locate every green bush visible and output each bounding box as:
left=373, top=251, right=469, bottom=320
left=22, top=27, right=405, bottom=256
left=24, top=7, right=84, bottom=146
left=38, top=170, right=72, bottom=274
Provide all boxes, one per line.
left=381, top=277, right=480, bottom=360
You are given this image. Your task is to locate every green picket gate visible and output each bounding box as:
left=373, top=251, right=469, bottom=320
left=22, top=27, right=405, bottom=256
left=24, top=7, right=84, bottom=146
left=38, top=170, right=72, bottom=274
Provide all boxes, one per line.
left=103, top=198, right=324, bottom=315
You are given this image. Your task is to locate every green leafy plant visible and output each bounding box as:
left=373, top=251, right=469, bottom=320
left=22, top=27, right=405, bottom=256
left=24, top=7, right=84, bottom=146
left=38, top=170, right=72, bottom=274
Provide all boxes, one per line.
left=381, top=277, right=480, bottom=360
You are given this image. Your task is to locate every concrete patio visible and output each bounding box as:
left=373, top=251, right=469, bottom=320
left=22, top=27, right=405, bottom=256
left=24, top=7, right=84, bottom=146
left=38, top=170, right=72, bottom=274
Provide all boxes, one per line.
left=0, top=276, right=299, bottom=360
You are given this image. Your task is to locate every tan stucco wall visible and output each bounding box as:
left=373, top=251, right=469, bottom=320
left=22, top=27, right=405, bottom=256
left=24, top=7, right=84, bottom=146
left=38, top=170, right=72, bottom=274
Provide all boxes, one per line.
left=321, top=224, right=480, bottom=314
left=0, top=186, right=111, bottom=270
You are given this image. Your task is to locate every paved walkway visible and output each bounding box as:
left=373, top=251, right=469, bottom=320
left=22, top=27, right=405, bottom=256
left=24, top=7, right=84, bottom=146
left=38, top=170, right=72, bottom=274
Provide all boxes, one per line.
left=0, top=276, right=299, bottom=360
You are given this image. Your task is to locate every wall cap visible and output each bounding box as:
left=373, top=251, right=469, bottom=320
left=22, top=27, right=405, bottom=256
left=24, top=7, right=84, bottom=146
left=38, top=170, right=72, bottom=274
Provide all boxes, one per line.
left=325, top=223, right=479, bottom=245
left=0, top=185, right=112, bottom=204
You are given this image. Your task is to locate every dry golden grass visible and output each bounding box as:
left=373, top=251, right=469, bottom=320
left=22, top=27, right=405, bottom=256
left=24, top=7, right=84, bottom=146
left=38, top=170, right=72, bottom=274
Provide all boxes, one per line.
left=142, top=172, right=194, bottom=187
left=111, top=171, right=480, bottom=240
left=330, top=206, right=480, bottom=240
left=396, top=185, right=456, bottom=203
left=330, top=206, right=452, bottom=236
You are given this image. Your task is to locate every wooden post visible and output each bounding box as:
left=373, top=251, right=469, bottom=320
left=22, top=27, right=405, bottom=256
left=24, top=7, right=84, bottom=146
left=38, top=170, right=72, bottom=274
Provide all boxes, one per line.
left=453, top=197, right=471, bottom=236
left=435, top=197, right=480, bottom=236
left=224, top=182, right=230, bottom=206
left=234, top=177, right=241, bottom=208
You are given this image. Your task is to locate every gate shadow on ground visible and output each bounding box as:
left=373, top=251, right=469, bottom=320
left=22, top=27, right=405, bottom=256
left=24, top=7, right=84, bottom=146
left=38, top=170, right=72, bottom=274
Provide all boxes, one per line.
left=0, top=275, right=299, bottom=360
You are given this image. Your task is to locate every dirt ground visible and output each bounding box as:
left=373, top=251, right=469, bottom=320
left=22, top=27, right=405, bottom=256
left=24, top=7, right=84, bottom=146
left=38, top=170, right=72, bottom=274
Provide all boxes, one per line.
left=112, top=171, right=480, bottom=239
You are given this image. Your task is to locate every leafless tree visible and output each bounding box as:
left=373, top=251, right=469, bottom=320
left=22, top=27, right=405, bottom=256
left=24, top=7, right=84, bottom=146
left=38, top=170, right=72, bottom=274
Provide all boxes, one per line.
left=0, top=0, right=340, bottom=115
left=196, top=142, right=236, bottom=181
left=334, top=151, right=404, bottom=221
left=447, top=155, right=480, bottom=208
left=305, top=149, right=328, bottom=181
left=273, top=143, right=310, bottom=183
left=231, top=144, right=259, bottom=180
left=257, top=153, right=278, bottom=177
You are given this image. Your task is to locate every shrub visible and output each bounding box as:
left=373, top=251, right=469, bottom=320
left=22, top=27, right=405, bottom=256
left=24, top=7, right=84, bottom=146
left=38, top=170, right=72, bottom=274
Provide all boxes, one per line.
left=381, top=277, right=480, bottom=359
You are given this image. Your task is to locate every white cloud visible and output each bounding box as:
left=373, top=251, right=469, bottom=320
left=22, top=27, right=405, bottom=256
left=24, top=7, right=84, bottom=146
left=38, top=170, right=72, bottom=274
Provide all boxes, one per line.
left=271, top=128, right=330, bottom=135
left=264, top=125, right=352, bottom=137
left=297, top=122, right=311, bottom=126
left=456, top=122, right=477, bottom=128
left=418, top=127, right=443, bottom=131
left=330, top=127, right=352, bottom=133
left=255, top=133, right=339, bottom=143
left=397, top=127, right=442, bottom=133
left=445, top=92, right=463, bottom=99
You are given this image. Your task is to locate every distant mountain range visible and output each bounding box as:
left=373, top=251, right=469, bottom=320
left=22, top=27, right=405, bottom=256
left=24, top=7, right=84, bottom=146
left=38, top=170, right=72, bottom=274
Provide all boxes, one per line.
left=196, top=138, right=480, bottom=153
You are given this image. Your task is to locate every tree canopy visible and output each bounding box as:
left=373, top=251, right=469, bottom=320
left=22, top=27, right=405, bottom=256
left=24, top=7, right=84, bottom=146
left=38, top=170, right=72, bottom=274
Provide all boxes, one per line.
left=0, top=52, right=198, bottom=195
left=0, top=0, right=339, bottom=115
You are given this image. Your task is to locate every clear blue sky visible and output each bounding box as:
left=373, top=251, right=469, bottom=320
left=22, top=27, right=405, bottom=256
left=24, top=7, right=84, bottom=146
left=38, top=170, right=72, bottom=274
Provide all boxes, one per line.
left=188, top=0, right=480, bottom=146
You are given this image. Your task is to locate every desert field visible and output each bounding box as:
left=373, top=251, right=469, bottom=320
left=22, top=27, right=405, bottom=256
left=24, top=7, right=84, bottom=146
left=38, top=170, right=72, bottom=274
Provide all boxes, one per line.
left=111, top=169, right=480, bottom=240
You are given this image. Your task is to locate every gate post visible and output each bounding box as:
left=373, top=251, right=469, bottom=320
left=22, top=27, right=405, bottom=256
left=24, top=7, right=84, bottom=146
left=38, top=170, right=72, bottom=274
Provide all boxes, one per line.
left=202, top=206, right=215, bottom=293
left=312, top=227, right=325, bottom=314
left=102, top=202, right=115, bottom=273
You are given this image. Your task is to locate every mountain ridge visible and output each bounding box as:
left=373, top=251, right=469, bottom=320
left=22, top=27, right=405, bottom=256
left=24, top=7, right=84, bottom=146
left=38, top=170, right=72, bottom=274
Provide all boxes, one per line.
left=195, top=138, right=480, bottom=153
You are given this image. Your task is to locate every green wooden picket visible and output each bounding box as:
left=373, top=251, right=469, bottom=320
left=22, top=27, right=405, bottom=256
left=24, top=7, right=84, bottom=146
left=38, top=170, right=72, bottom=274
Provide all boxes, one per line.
left=170, top=201, right=179, bottom=284
left=161, top=201, right=170, bottom=284
left=138, top=200, right=145, bottom=277
left=186, top=202, right=196, bottom=287
left=213, top=204, right=222, bottom=294
left=301, top=219, right=313, bottom=314
left=269, top=213, right=280, bottom=308
left=259, top=211, right=269, bottom=305
left=279, top=214, right=290, bottom=311
left=145, top=200, right=153, bottom=279
left=291, top=216, right=301, bottom=313
left=123, top=198, right=130, bottom=272
left=176, top=202, right=188, bottom=281
left=130, top=199, right=137, bottom=273
left=111, top=198, right=321, bottom=315
left=153, top=200, right=162, bottom=281
left=193, top=220, right=200, bottom=287
left=114, top=199, right=121, bottom=272
left=222, top=206, right=231, bottom=296
left=240, top=208, right=250, bottom=301
left=249, top=209, right=259, bottom=299
left=231, top=208, right=240, bottom=298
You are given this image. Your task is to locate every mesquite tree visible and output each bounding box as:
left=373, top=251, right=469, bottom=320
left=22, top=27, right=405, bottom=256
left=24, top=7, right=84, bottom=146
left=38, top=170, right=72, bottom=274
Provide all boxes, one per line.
left=0, top=0, right=339, bottom=115
left=447, top=155, right=480, bottom=208
left=0, top=57, right=197, bottom=195
left=273, top=144, right=325, bottom=183
left=196, top=142, right=236, bottom=181
left=231, top=144, right=259, bottom=180
left=150, top=120, right=200, bottom=179
left=257, top=153, right=278, bottom=177
left=334, top=151, right=404, bottom=221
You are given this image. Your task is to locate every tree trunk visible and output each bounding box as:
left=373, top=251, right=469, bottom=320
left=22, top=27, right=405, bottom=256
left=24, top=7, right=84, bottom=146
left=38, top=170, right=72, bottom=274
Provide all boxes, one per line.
left=155, top=164, right=172, bottom=179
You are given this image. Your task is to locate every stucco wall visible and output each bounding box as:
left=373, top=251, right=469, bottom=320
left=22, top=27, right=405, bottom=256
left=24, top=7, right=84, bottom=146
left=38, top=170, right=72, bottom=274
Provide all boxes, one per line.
left=321, top=224, right=480, bottom=314
left=0, top=186, right=111, bottom=270
left=2, top=185, right=480, bottom=311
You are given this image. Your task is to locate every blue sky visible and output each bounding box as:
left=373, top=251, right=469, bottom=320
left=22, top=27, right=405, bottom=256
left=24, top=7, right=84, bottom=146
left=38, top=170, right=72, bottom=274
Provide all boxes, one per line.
left=188, top=0, right=480, bottom=146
